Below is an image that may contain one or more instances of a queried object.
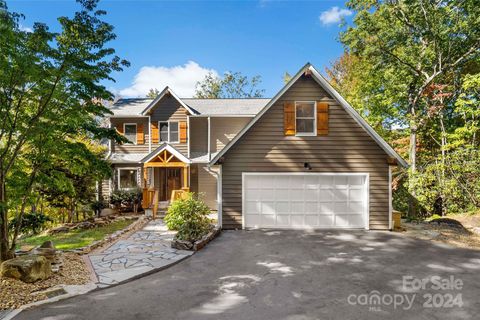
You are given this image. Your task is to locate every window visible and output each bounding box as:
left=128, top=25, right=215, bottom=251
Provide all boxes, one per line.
left=295, top=102, right=316, bottom=136
left=118, top=169, right=138, bottom=189
left=169, top=121, right=179, bottom=143
left=158, top=121, right=179, bottom=143
left=159, top=122, right=169, bottom=142
left=124, top=124, right=137, bottom=144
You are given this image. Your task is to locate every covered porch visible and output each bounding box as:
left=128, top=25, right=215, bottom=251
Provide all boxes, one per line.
left=141, top=144, right=191, bottom=217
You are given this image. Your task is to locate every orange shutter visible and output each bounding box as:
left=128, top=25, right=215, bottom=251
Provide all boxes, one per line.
left=115, top=123, right=124, bottom=135
left=317, top=102, right=329, bottom=135
left=284, top=102, right=295, bottom=136
left=151, top=121, right=159, bottom=143
left=179, top=121, right=187, bottom=143
left=137, top=123, right=144, bottom=144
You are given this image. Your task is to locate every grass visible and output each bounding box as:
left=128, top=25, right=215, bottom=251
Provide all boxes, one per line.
left=18, top=219, right=134, bottom=250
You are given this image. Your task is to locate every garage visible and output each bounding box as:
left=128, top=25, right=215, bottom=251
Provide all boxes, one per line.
left=242, top=173, right=369, bottom=229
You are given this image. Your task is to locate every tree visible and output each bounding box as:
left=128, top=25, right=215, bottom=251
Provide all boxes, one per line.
left=0, top=0, right=128, bottom=261
left=146, top=88, right=160, bottom=99
left=195, top=71, right=265, bottom=98
left=340, top=0, right=480, bottom=215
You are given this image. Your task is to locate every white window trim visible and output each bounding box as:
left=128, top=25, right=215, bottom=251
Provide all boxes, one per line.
left=123, top=123, right=137, bottom=145
left=158, top=120, right=180, bottom=143
left=117, top=168, right=139, bottom=190
left=295, top=101, right=316, bottom=136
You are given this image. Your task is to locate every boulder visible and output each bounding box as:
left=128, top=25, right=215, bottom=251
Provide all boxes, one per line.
left=40, top=240, right=55, bottom=249
left=1, top=255, right=51, bottom=283
left=171, top=239, right=193, bottom=250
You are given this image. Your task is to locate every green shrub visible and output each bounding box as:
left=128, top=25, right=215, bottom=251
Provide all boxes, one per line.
left=164, top=192, right=211, bottom=241
left=9, top=212, right=53, bottom=235
left=110, top=188, right=142, bottom=212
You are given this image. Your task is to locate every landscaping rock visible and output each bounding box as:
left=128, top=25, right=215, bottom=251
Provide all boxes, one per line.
left=171, top=239, right=193, bottom=250
left=40, top=241, right=55, bottom=249
left=472, top=227, right=480, bottom=236
left=0, top=255, right=51, bottom=283
left=74, top=221, right=95, bottom=230
left=48, top=226, right=71, bottom=235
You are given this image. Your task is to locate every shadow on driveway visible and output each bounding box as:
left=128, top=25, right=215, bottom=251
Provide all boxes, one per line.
left=14, top=230, right=480, bottom=320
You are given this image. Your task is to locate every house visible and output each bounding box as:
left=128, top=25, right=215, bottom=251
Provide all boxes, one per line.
left=102, top=63, right=407, bottom=230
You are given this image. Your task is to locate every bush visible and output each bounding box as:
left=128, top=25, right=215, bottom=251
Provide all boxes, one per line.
left=164, top=192, right=211, bottom=241
left=9, top=212, right=53, bottom=235
left=91, top=200, right=107, bottom=218
left=110, top=188, right=142, bottom=213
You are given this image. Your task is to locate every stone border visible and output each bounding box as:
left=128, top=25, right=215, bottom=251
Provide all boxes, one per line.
left=171, top=226, right=221, bottom=251
left=67, top=216, right=147, bottom=254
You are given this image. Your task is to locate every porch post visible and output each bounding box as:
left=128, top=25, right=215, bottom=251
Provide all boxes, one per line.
left=183, top=165, right=189, bottom=190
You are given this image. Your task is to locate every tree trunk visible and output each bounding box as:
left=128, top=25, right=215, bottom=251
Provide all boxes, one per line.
left=0, top=174, right=13, bottom=261
left=408, top=120, right=418, bottom=217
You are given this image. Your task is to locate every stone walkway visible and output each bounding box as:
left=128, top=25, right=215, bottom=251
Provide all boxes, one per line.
left=88, top=219, right=193, bottom=287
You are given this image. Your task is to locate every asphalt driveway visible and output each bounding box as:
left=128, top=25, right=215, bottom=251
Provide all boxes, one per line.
left=15, top=230, right=480, bottom=320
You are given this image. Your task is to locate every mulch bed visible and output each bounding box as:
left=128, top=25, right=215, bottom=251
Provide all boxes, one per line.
left=0, top=253, right=91, bottom=310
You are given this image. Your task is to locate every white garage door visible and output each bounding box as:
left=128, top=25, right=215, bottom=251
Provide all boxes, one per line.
left=243, top=173, right=368, bottom=229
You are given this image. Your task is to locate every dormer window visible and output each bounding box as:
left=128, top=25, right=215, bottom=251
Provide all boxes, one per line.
left=295, top=102, right=316, bottom=136
left=124, top=123, right=137, bottom=144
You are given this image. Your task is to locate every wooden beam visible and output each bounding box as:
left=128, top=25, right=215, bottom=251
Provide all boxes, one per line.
left=144, top=162, right=187, bottom=168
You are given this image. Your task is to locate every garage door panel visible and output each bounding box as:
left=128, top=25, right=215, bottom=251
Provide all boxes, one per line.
left=305, top=202, right=317, bottom=213
left=261, top=214, right=275, bottom=226
left=318, top=176, right=334, bottom=186
left=319, top=190, right=334, bottom=201
left=276, top=189, right=290, bottom=200
left=243, top=174, right=367, bottom=229
left=318, top=215, right=335, bottom=227
left=319, top=202, right=335, bottom=214
left=246, top=201, right=260, bottom=214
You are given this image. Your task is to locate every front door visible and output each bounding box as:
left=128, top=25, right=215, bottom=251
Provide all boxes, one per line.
left=159, top=168, right=182, bottom=201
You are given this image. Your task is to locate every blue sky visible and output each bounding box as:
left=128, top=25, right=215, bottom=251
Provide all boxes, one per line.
left=8, top=0, right=353, bottom=98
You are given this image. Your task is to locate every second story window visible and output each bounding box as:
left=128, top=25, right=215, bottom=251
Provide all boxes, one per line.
left=160, top=122, right=169, bottom=142
left=159, top=121, right=179, bottom=143
left=124, top=124, right=137, bottom=144
left=169, top=121, right=179, bottom=143
left=295, top=102, right=316, bottom=136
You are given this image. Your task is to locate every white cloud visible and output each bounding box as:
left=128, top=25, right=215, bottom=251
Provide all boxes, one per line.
left=119, top=61, right=218, bottom=98
left=319, top=6, right=352, bottom=25
left=19, top=24, right=33, bottom=33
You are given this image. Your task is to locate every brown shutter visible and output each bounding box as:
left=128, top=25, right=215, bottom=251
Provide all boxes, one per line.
left=151, top=121, right=159, bottom=143
left=179, top=121, right=187, bottom=143
left=284, top=102, right=295, bottom=136
left=137, top=123, right=144, bottom=144
left=317, top=101, right=329, bottom=135
left=115, top=123, right=124, bottom=134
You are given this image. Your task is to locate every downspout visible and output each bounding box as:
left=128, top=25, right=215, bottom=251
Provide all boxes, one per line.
left=388, top=166, right=393, bottom=231
left=206, top=163, right=222, bottom=229
left=148, top=115, right=152, bottom=153
left=207, top=116, right=211, bottom=161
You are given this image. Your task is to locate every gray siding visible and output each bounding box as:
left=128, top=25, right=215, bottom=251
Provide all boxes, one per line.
left=197, top=164, right=218, bottom=210
left=111, top=117, right=150, bottom=154
left=210, top=117, right=251, bottom=153
left=150, top=95, right=188, bottom=155
left=190, top=118, right=208, bottom=156
left=221, top=76, right=391, bottom=230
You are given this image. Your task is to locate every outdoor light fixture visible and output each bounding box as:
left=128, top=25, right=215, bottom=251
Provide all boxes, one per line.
left=304, top=162, right=312, bottom=170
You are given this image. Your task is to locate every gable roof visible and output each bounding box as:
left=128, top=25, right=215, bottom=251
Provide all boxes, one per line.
left=140, top=143, right=191, bottom=164
left=209, top=63, right=408, bottom=168
left=141, top=86, right=197, bottom=116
